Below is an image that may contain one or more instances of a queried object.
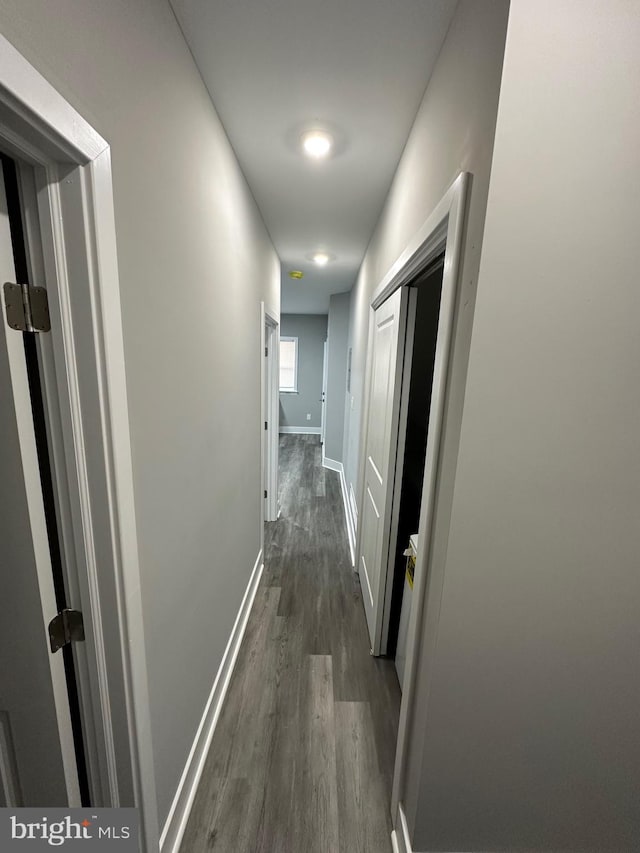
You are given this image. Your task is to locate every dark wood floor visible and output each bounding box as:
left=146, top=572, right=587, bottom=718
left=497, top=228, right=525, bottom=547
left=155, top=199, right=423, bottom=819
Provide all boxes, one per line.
left=181, top=434, right=401, bottom=852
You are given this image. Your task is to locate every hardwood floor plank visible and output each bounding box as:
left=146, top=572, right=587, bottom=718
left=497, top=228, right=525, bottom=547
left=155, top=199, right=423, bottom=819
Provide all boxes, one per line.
left=259, top=654, right=340, bottom=853
left=303, top=655, right=339, bottom=850
left=201, top=585, right=281, bottom=781
left=180, top=777, right=249, bottom=853
left=335, top=701, right=393, bottom=853
left=314, top=457, right=326, bottom=497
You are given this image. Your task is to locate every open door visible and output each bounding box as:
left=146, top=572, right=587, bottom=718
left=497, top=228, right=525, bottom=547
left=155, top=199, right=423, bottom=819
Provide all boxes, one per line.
left=263, top=315, right=279, bottom=522
left=320, top=340, right=328, bottom=446
left=0, top=162, right=80, bottom=805
left=357, top=288, right=407, bottom=652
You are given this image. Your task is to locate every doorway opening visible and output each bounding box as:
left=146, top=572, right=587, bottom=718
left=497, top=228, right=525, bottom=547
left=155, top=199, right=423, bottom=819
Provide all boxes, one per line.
left=343, top=173, right=468, bottom=850
left=1, top=152, right=90, bottom=806
left=262, top=309, right=279, bottom=523
left=384, top=257, right=444, bottom=681
left=320, top=339, right=328, bottom=447
left=0, top=36, right=159, bottom=845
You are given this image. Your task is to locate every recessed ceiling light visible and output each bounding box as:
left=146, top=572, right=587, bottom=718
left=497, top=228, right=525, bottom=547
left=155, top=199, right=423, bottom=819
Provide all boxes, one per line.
left=312, top=252, right=330, bottom=266
left=301, top=130, right=333, bottom=159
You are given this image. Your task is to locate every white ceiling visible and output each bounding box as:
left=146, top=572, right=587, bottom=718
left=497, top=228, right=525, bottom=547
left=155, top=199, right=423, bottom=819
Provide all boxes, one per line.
left=169, top=0, right=458, bottom=314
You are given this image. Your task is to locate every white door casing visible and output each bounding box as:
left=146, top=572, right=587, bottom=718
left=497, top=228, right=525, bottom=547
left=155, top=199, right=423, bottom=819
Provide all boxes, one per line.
left=0, top=166, right=79, bottom=806
left=320, top=340, right=328, bottom=446
left=379, top=286, right=419, bottom=656
left=262, top=309, right=279, bottom=523
left=357, top=287, right=407, bottom=652
left=348, top=173, right=469, bottom=849
left=263, top=321, right=270, bottom=522
left=0, top=33, right=158, bottom=849
left=386, top=173, right=468, bottom=833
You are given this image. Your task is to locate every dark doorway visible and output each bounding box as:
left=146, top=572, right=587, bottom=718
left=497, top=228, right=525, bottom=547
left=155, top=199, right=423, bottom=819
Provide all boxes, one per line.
left=387, top=257, right=444, bottom=668
left=1, top=152, right=91, bottom=805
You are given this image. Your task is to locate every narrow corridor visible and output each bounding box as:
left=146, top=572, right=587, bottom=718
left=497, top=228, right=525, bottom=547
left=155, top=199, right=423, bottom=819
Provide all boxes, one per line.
left=182, top=435, right=401, bottom=852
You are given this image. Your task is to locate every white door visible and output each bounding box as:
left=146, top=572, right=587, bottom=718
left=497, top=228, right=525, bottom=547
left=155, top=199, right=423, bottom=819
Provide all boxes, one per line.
left=320, top=340, right=328, bottom=445
left=263, top=321, right=279, bottom=522
left=0, top=165, right=79, bottom=805
left=358, top=288, right=406, bottom=653
left=263, top=323, right=270, bottom=519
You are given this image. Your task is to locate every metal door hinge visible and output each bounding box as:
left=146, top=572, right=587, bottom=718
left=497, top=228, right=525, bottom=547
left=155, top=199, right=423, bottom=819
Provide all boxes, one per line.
left=264, top=489, right=268, bottom=499
left=48, top=609, right=84, bottom=653
left=265, top=421, right=268, bottom=430
left=3, top=282, right=51, bottom=333
left=265, top=346, right=268, bottom=357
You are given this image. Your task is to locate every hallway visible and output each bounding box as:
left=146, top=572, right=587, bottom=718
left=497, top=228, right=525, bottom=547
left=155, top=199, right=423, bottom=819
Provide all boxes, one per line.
left=181, top=435, right=401, bottom=852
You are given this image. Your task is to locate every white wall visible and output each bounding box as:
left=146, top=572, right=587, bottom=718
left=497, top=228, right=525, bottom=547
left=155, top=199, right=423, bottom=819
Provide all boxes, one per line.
left=410, top=1, right=640, bottom=849
left=0, top=0, right=279, bottom=828
left=324, top=292, right=351, bottom=463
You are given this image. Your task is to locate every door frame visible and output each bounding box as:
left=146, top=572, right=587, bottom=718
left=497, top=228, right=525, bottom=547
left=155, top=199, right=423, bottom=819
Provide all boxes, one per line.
left=355, top=287, right=409, bottom=650
left=0, top=156, right=82, bottom=806
left=261, top=305, right=279, bottom=526
left=389, top=173, right=468, bottom=844
left=320, top=339, right=328, bottom=446
left=378, top=255, right=444, bottom=659
left=352, top=173, right=469, bottom=845
left=0, top=34, right=158, bottom=848
left=379, top=285, right=419, bottom=657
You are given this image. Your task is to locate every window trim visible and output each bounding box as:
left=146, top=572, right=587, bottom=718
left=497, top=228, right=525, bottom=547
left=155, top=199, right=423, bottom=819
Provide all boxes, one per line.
left=279, top=336, right=298, bottom=393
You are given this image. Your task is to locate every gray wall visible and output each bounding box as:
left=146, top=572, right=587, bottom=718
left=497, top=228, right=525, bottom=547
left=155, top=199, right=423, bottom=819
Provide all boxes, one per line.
left=410, top=1, right=640, bottom=849
left=0, top=0, right=279, bottom=828
left=279, top=314, right=327, bottom=430
left=324, top=292, right=351, bottom=463
left=339, top=0, right=510, bottom=844
left=342, top=0, right=510, bottom=523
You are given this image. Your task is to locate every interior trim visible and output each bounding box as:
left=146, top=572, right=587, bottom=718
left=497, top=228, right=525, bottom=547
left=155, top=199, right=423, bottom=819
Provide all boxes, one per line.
left=279, top=425, right=321, bottom=435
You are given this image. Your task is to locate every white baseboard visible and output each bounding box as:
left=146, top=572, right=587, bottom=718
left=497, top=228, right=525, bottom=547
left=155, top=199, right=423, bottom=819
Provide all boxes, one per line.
left=392, top=802, right=413, bottom=853
left=344, top=479, right=358, bottom=567
left=392, top=801, right=466, bottom=853
left=348, top=482, right=358, bottom=528
left=279, top=426, right=321, bottom=435
left=322, top=455, right=342, bottom=473
left=321, top=457, right=356, bottom=567
left=160, top=551, right=264, bottom=853
left=340, top=469, right=356, bottom=567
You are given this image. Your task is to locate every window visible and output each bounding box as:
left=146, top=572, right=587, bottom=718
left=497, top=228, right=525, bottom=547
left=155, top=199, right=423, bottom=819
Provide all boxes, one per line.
left=279, top=337, right=298, bottom=392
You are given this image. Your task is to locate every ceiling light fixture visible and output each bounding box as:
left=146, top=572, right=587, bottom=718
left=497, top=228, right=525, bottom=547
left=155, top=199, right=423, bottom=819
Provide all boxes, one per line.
left=301, top=130, right=333, bottom=159
left=312, top=252, right=330, bottom=266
